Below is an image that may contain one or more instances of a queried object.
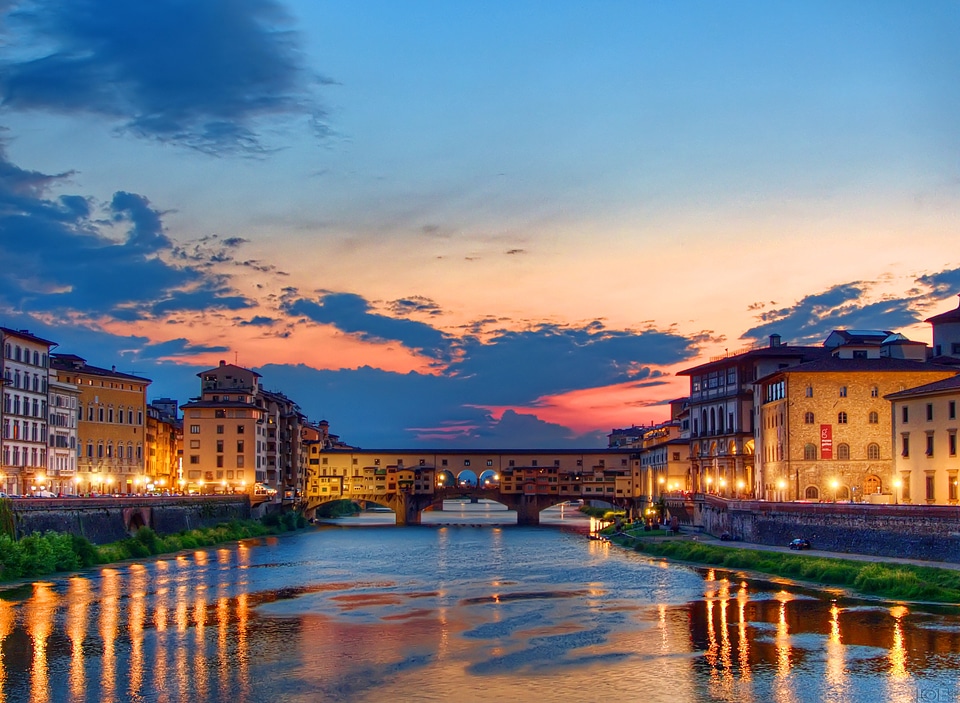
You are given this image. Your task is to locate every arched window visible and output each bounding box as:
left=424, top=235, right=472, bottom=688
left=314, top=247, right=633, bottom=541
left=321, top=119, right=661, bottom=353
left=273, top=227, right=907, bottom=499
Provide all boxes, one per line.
left=97, top=443, right=104, bottom=459
left=805, top=386, right=813, bottom=398
left=804, top=443, right=817, bottom=460
left=32, top=351, right=39, bottom=365
left=805, top=486, right=820, bottom=500
left=871, top=386, right=879, bottom=398
left=837, top=443, right=850, bottom=460
left=867, top=443, right=880, bottom=460
left=87, top=442, right=93, bottom=458
left=804, top=412, right=815, bottom=424
left=869, top=411, right=879, bottom=424
left=106, top=443, right=113, bottom=459
left=838, top=411, right=848, bottom=424
left=839, top=386, right=847, bottom=397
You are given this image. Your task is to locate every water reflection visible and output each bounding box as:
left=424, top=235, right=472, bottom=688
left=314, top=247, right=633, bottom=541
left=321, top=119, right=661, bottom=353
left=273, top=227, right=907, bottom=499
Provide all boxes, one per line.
left=0, top=527, right=958, bottom=702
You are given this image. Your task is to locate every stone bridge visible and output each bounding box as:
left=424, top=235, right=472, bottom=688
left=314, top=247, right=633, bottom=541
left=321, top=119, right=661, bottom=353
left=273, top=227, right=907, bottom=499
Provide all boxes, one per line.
left=304, top=488, right=635, bottom=525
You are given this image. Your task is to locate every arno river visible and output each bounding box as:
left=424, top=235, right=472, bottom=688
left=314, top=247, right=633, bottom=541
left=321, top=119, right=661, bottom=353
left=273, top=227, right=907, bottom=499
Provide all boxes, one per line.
left=2, top=503, right=960, bottom=703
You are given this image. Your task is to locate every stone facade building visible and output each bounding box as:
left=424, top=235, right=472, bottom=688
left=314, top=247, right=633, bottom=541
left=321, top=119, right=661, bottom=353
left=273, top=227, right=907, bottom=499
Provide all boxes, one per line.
left=51, top=354, right=151, bottom=495
left=1, top=328, right=56, bottom=495
left=756, top=343, right=956, bottom=503
left=47, top=372, right=80, bottom=494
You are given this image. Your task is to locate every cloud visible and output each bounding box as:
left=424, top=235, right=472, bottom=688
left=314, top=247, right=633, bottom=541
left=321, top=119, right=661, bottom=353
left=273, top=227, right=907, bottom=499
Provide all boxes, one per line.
left=738, top=279, right=951, bottom=344
left=0, top=0, right=328, bottom=154
left=281, top=291, right=456, bottom=361
left=449, top=323, right=697, bottom=405
left=140, top=338, right=229, bottom=359
left=0, top=143, right=252, bottom=319
left=238, top=315, right=277, bottom=327
left=387, top=296, right=442, bottom=316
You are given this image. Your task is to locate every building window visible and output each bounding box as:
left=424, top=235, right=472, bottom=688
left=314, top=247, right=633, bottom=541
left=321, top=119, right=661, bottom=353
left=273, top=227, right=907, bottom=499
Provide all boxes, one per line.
left=804, top=412, right=815, bottom=424
left=217, top=456, right=224, bottom=468
left=927, top=404, right=934, bottom=421
left=189, top=440, right=200, bottom=449
left=804, top=443, right=817, bottom=460
left=805, top=386, right=813, bottom=398
left=902, top=406, right=909, bottom=423
left=216, top=440, right=224, bottom=453
left=926, top=433, right=935, bottom=457
left=867, top=443, right=880, bottom=460
left=871, top=386, right=879, bottom=398
left=837, top=443, right=850, bottom=460
left=237, top=424, right=245, bottom=434
left=804, top=486, right=819, bottom=500
left=837, top=412, right=848, bottom=424
left=868, top=411, right=879, bottom=424
left=926, top=474, right=935, bottom=501
left=190, top=425, right=200, bottom=434
left=839, top=386, right=847, bottom=398
left=950, top=475, right=958, bottom=502
left=950, top=432, right=957, bottom=457
left=950, top=401, right=957, bottom=420
left=488, top=460, right=495, bottom=466
left=464, top=459, right=471, bottom=466
left=190, top=455, right=200, bottom=464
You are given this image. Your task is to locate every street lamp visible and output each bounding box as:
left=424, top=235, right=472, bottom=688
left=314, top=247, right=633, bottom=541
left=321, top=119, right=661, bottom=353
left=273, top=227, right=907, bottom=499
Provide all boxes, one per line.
left=705, top=476, right=713, bottom=494
left=892, top=478, right=902, bottom=506
left=776, top=479, right=786, bottom=502
left=830, top=479, right=839, bottom=503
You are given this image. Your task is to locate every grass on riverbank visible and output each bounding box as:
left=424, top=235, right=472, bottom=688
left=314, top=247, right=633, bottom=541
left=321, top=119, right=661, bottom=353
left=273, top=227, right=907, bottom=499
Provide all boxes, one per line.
left=615, top=533, right=960, bottom=604
left=0, top=512, right=308, bottom=583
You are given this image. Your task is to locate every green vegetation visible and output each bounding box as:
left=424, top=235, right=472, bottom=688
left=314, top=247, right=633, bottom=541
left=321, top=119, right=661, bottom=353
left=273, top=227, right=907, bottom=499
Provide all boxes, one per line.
left=579, top=505, right=626, bottom=520
left=0, top=513, right=309, bottom=583
left=315, top=499, right=362, bottom=518
left=615, top=534, right=960, bottom=604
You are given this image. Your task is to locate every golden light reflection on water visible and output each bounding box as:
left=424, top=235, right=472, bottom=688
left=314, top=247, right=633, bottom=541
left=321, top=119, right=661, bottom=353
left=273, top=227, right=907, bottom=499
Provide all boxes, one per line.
left=26, top=583, right=56, bottom=703
left=0, top=598, right=13, bottom=701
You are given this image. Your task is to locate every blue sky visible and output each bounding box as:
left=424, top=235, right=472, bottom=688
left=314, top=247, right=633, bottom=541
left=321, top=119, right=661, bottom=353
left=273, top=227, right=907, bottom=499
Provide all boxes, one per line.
left=1, top=0, right=959, bottom=447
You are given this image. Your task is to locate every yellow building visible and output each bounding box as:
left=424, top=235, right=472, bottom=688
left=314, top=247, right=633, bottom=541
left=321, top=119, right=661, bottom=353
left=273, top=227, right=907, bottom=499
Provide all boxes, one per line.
left=757, top=350, right=956, bottom=503
left=51, top=353, right=151, bottom=495
left=180, top=361, right=266, bottom=494
left=887, top=375, right=960, bottom=504
left=146, top=402, right=181, bottom=493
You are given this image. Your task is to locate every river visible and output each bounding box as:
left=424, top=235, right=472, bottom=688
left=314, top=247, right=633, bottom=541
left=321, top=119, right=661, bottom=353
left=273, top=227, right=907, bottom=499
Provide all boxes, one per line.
left=1, top=503, right=959, bottom=702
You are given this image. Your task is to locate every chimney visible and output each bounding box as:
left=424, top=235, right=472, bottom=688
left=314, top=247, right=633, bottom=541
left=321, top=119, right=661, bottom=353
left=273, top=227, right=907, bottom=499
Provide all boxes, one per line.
left=111, top=365, right=116, bottom=372
left=769, top=334, right=782, bottom=348
left=219, top=360, right=226, bottom=366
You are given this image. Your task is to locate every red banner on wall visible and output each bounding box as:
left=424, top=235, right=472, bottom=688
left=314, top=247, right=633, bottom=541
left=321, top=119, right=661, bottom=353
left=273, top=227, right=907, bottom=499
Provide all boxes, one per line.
left=820, top=424, right=833, bottom=460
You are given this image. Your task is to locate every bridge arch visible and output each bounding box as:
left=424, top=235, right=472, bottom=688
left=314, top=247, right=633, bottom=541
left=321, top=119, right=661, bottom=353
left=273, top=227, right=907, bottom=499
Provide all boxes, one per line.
left=478, top=469, right=499, bottom=488
left=456, top=470, right=478, bottom=487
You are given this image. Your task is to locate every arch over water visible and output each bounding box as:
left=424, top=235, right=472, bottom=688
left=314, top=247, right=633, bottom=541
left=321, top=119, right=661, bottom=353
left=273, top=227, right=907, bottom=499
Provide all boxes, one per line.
left=478, top=469, right=499, bottom=488
left=436, top=470, right=456, bottom=489
left=456, top=470, right=478, bottom=487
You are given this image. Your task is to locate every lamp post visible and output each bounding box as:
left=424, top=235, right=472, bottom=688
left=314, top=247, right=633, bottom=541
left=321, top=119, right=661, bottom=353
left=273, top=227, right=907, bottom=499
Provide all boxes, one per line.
left=892, top=478, right=902, bottom=506
left=776, top=479, right=786, bottom=503
left=830, top=479, right=839, bottom=503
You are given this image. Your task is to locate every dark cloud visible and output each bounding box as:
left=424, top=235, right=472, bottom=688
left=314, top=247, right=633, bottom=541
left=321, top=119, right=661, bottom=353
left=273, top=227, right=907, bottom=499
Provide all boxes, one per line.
left=388, top=296, right=442, bottom=316
left=282, top=292, right=456, bottom=362
left=740, top=282, right=921, bottom=344
left=140, top=338, right=229, bottom=358
left=505, top=248, right=526, bottom=255
left=449, top=324, right=697, bottom=405
left=0, top=0, right=328, bottom=154
left=917, top=266, right=960, bottom=297
left=0, top=144, right=251, bottom=318
left=238, top=315, right=276, bottom=327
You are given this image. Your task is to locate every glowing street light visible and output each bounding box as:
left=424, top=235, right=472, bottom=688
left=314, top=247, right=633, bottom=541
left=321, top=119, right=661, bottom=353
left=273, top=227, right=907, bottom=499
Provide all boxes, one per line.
left=830, top=478, right=840, bottom=503
left=892, top=477, right=902, bottom=506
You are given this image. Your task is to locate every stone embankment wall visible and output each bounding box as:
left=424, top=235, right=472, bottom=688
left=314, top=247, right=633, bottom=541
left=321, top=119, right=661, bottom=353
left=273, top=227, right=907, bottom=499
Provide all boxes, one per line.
left=10, top=496, right=251, bottom=544
left=701, top=497, right=960, bottom=563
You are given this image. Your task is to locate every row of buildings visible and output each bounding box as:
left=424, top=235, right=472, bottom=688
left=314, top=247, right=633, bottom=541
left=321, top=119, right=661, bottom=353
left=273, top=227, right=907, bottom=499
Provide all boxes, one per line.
left=612, top=295, right=960, bottom=507
left=0, top=328, right=345, bottom=500
left=4, top=293, right=959, bottom=512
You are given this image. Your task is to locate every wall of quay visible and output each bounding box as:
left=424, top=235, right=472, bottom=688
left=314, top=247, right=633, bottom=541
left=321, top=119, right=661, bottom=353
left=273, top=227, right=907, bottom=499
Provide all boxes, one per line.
left=700, top=497, right=960, bottom=563
left=10, top=496, right=251, bottom=544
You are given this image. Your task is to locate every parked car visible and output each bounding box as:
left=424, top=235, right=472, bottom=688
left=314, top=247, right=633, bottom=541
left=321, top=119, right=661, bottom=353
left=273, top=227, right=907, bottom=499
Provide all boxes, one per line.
left=719, top=532, right=739, bottom=541
left=789, top=538, right=811, bottom=550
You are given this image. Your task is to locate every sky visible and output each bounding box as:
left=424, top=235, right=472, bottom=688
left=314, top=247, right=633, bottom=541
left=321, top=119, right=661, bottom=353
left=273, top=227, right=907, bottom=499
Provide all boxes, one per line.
left=1, top=0, right=959, bottom=448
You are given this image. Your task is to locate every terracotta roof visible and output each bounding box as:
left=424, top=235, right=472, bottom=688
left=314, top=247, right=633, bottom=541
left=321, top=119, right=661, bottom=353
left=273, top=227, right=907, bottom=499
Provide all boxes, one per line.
left=0, top=327, right=57, bottom=347
left=755, top=356, right=958, bottom=384
left=677, top=345, right=829, bottom=376
left=885, top=374, right=960, bottom=400
left=51, top=353, right=152, bottom=383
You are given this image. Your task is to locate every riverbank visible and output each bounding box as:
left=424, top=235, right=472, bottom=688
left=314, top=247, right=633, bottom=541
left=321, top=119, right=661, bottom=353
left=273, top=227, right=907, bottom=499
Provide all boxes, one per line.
left=0, top=512, right=307, bottom=583
left=609, top=527, right=960, bottom=604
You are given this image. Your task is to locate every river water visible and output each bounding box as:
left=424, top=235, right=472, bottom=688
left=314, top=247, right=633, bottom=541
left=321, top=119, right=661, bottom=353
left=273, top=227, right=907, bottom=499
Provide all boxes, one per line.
left=1, top=503, right=960, bottom=703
